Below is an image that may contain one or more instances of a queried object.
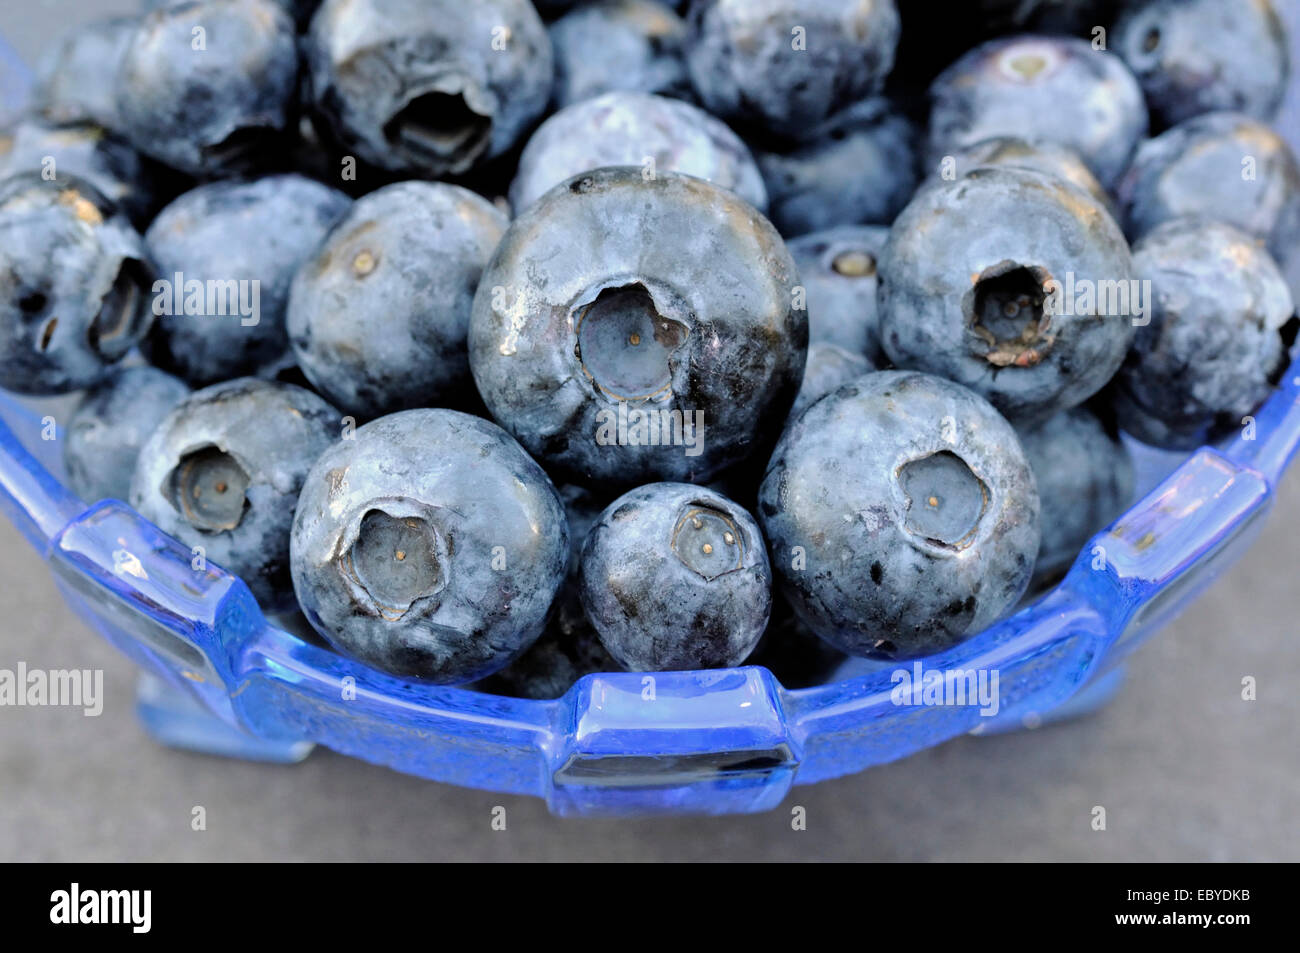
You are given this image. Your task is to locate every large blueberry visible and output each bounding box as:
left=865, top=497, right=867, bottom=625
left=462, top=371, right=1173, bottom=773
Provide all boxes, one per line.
left=927, top=35, right=1147, bottom=188
left=288, top=181, right=507, bottom=420
left=684, top=0, right=899, bottom=140
left=1115, top=112, right=1300, bottom=265
left=579, top=482, right=771, bottom=670
left=787, top=225, right=889, bottom=362
left=470, top=167, right=806, bottom=486
left=64, top=365, right=191, bottom=504
left=145, top=174, right=352, bottom=387
left=878, top=166, right=1135, bottom=425
left=509, top=91, right=767, bottom=214
left=549, top=0, right=690, bottom=108
left=753, top=100, right=917, bottom=237
left=759, top=371, right=1040, bottom=660
left=0, top=174, right=154, bottom=395
left=290, top=409, right=569, bottom=684
left=131, top=379, right=341, bottom=610
left=1113, top=0, right=1289, bottom=128
left=304, top=0, right=553, bottom=177
left=114, top=0, right=299, bottom=176
left=1016, top=406, right=1133, bottom=584
left=1111, top=218, right=1294, bottom=451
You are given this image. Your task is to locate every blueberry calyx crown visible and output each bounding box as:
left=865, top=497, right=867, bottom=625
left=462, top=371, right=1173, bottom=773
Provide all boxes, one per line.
left=88, top=258, right=151, bottom=361
left=896, top=451, right=989, bottom=552
left=383, top=80, right=493, bottom=172
left=831, top=249, right=877, bottom=278
left=671, top=503, right=745, bottom=580
left=966, top=261, right=1055, bottom=368
left=573, top=281, right=689, bottom=402
left=339, top=504, right=448, bottom=622
left=165, top=445, right=251, bottom=533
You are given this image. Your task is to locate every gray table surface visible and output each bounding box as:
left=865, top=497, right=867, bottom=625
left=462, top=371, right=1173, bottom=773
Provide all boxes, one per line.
left=1, top=0, right=1297, bottom=862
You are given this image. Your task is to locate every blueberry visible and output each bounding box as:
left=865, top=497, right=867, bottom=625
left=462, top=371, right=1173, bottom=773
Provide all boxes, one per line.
left=33, top=15, right=138, bottom=130
left=131, top=378, right=341, bottom=610
left=1016, top=406, right=1133, bottom=584
left=145, top=174, right=352, bottom=387
left=288, top=181, right=507, bottom=419
left=1116, top=112, right=1300, bottom=266
left=0, top=174, right=155, bottom=395
left=787, top=225, right=889, bottom=361
left=917, top=136, right=1113, bottom=214
left=509, top=91, right=767, bottom=214
left=470, top=167, right=806, bottom=486
left=753, top=100, right=917, bottom=237
left=758, top=370, right=1040, bottom=660
left=684, top=0, right=900, bottom=139
left=115, top=0, right=299, bottom=176
left=549, top=0, right=690, bottom=109
left=1111, top=218, right=1294, bottom=451
left=927, top=35, right=1147, bottom=188
left=304, top=0, right=553, bottom=177
left=1113, top=0, right=1289, bottom=128
left=63, top=366, right=190, bottom=503
left=877, top=166, right=1135, bottom=425
left=290, top=409, right=569, bottom=684
left=579, top=482, right=771, bottom=670
left=788, top=342, right=875, bottom=422
left=0, top=117, right=163, bottom=228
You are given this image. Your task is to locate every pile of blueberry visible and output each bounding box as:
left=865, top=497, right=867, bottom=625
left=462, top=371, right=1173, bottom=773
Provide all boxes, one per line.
left=2, top=0, right=1297, bottom=696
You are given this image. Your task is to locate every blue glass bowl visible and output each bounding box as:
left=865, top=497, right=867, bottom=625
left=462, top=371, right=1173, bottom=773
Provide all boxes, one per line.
left=3, top=36, right=1299, bottom=816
